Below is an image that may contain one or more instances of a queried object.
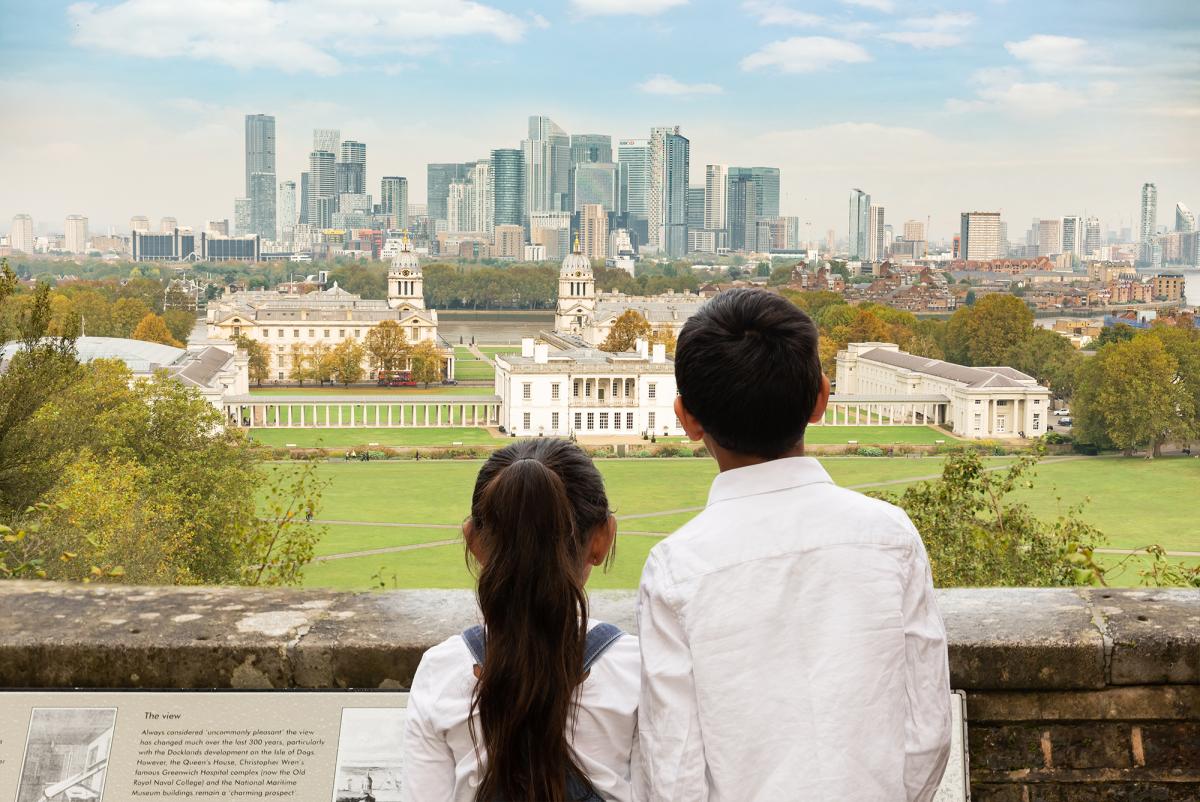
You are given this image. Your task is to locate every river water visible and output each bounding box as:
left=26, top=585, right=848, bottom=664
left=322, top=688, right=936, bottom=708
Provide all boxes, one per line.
left=437, top=310, right=556, bottom=345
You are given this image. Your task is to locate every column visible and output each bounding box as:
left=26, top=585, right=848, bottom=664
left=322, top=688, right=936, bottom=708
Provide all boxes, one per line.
left=350, top=405, right=355, bottom=427
left=287, top=406, right=293, bottom=427
left=337, top=406, right=343, bottom=427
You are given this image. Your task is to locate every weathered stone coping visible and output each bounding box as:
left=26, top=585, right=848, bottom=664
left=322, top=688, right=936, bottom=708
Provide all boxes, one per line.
left=0, top=583, right=1195, bottom=690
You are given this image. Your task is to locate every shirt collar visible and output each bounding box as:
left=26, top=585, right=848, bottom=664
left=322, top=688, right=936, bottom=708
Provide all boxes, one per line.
left=706, top=456, right=833, bottom=507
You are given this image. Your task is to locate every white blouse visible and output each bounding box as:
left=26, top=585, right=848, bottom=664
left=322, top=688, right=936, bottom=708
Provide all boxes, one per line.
left=401, top=620, right=641, bottom=802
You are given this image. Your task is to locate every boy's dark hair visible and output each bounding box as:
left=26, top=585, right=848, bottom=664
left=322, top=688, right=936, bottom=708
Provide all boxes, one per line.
left=675, top=288, right=823, bottom=459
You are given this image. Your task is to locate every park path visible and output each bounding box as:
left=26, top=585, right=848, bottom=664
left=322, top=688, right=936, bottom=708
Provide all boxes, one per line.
left=468, top=344, right=492, bottom=364
left=311, top=455, right=1102, bottom=561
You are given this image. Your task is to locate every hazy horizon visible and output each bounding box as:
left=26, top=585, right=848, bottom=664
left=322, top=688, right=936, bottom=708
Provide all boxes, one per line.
left=1, top=0, right=1197, bottom=241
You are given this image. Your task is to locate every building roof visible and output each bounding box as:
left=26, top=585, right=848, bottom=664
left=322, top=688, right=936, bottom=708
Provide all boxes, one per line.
left=0, top=337, right=237, bottom=391
left=594, top=293, right=707, bottom=326
left=858, top=347, right=1040, bottom=389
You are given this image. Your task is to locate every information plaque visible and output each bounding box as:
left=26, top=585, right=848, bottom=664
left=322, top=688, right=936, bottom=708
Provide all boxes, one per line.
left=0, top=690, right=968, bottom=800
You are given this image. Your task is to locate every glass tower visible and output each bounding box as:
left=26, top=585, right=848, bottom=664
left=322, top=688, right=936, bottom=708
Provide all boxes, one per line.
left=490, top=149, right=526, bottom=229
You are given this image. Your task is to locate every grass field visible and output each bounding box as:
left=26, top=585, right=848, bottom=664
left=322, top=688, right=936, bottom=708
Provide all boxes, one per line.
left=452, top=346, right=496, bottom=382
left=285, top=454, right=1199, bottom=591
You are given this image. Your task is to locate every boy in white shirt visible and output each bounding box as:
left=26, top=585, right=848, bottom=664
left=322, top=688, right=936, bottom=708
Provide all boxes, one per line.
left=635, top=288, right=951, bottom=802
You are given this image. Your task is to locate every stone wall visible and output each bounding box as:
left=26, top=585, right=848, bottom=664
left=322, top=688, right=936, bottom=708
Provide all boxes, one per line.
left=0, top=583, right=1195, bottom=799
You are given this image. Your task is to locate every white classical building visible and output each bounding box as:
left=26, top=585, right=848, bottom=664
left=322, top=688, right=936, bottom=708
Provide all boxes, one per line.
left=206, top=238, right=454, bottom=381
left=834, top=342, right=1053, bottom=439
left=495, top=337, right=682, bottom=438
left=553, top=241, right=708, bottom=347
left=1, top=336, right=249, bottom=411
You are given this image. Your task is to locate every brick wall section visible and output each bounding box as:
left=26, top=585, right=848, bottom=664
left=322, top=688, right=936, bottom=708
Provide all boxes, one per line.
left=0, top=584, right=1195, bottom=800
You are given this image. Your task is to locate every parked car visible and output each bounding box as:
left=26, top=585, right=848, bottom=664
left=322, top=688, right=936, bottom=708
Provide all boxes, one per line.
left=1055, top=408, right=1071, bottom=417
left=1058, top=417, right=1073, bottom=427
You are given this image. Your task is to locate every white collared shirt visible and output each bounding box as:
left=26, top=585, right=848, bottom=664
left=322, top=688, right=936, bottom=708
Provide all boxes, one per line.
left=634, top=457, right=951, bottom=802
left=402, top=620, right=640, bottom=802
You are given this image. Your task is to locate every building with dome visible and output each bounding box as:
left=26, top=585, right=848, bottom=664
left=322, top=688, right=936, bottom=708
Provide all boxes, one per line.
left=207, top=238, right=455, bottom=382
left=553, top=239, right=709, bottom=347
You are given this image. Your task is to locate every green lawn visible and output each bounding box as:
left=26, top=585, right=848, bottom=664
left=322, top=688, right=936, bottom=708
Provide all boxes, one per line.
left=249, top=386, right=487, bottom=396
left=250, top=427, right=503, bottom=448
left=452, top=346, right=496, bottom=382
left=804, top=425, right=948, bottom=445
left=282, top=455, right=1199, bottom=591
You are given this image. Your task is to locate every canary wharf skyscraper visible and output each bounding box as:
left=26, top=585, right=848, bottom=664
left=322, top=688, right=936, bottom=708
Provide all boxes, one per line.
left=244, top=114, right=276, bottom=240
left=849, top=188, right=871, bottom=259
left=1139, top=182, right=1157, bottom=266
left=490, top=148, right=526, bottom=229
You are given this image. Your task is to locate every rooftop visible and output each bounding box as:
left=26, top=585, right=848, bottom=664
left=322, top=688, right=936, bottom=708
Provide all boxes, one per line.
left=858, top=347, right=1041, bottom=389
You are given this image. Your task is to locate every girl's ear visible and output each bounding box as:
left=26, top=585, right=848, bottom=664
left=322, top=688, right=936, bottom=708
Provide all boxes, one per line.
left=464, top=518, right=487, bottom=566
left=588, top=514, right=617, bottom=567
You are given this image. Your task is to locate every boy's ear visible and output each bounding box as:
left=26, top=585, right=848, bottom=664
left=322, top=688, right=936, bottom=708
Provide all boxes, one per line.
left=674, top=396, right=705, bottom=442
left=810, top=373, right=831, bottom=423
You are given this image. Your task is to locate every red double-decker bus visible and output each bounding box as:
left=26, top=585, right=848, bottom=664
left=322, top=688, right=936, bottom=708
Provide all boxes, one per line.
left=377, top=369, right=417, bottom=387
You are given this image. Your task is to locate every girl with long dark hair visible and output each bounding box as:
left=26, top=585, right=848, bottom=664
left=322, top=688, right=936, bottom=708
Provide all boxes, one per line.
left=401, top=439, right=639, bottom=802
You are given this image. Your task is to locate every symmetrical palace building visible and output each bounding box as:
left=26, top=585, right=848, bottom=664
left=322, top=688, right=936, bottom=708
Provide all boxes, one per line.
left=834, top=342, right=1054, bottom=439
left=207, top=239, right=455, bottom=382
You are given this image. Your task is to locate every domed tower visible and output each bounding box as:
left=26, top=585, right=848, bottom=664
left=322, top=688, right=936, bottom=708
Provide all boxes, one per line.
left=555, top=236, right=596, bottom=334
left=388, top=236, right=424, bottom=311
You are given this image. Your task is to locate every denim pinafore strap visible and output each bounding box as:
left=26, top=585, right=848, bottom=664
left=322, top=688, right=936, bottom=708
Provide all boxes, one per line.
left=461, top=622, right=625, bottom=802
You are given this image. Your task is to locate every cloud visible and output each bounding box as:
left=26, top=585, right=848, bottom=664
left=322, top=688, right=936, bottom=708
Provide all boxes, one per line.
left=839, top=0, right=894, bottom=12
left=740, top=36, right=871, bottom=74
left=65, top=0, right=528, bottom=75
left=880, top=12, right=974, bottom=48
left=945, top=67, right=1120, bottom=115
left=636, top=74, right=723, bottom=96
left=741, top=1, right=824, bottom=27
left=570, top=0, right=687, bottom=15
left=1004, top=34, right=1089, bottom=72
left=529, top=12, right=551, bottom=28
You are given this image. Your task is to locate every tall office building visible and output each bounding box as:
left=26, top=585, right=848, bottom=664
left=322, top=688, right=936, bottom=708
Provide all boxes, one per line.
left=299, top=173, right=310, bottom=225
left=380, top=177, right=409, bottom=231
left=427, top=163, right=473, bottom=223
left=234, top=199, right=252, bottom=235
left=848, top=189, right=870, bottom=259
left=523, top=115, right=571, bottom=216
left=662, top=129, right=690, bottom=258
left=337, top=140, right=366, bottom=195
left=447, top=181, right=472, bottom=233
left=313, top=128, right=340, bottom=154
left=646, top=126, right=675, bottom=251
left=248, top=172, right=276, bottom=239
left=1038, top=218, right=1063, bottom=256
left=307, top=150, right=336, bottom=229
left=867, top=204, right=885, bottom=261
left=529, top=211, right=571, bottom=259
left=1176, top=202, right=1195, bottom=232
left=617, top=139, right=651, bottom=228
left=1084, top=216, right=1102, bottom=257
left=9, top=214, right=33, bottom=253
left=130, top=216, right=150, bottom=233
left=471, top=159, right=494, bottom=236
left=727, top=174, right=758, bottom=252
left=1139, top=182, right=1157, bottom=265
left=490, top=149, right=525, bottom=229
left=1061, top=215, right=1082, bottom=259
left=959, top=212, right=1002, bottom=260
left=160, top=217, right=177, bottom=233
left=244, top=114, right=275, bottom=193
left=687, top=186, right=705, bottom=232
left=572, top=162, right=617, bottom=212
left=277, top=180, right=296, bottom=243
left=570, top=134, right=612, bottom=165
left=903, top=220, right=925, bottom=242
left=704, top=164, right=727, bottom=232
left=579, top=203, right=608, bottom=260
left=64, top=215, right=88, bottom=253
left=728, top=167, right=780, bottom=220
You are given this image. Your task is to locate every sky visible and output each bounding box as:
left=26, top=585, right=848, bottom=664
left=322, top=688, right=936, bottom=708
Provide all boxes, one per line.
left=1, top=0, right=1197, bottom=241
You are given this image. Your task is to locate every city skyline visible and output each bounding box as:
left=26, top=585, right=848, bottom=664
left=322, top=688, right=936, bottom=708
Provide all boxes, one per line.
left=1, top=0, right=1197, bottom=238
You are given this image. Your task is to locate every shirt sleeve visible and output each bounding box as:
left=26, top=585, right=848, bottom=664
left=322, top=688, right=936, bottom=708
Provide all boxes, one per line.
left=634, top=549, right=708, bottom=802
left=900, top=524, right=953, bottom=802
left=400, top=653, right=457, bottom=802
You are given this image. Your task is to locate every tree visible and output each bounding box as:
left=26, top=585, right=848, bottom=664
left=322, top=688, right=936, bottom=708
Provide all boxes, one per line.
left=1005, top=328, right=1083, bottom=400
left=601, top=309, right=652, bottom=353
left=875, top=450, right=1105, bottom=587
left=650, top=327, right=677, bottom=356
left=308, top=342, right=335, bottom=385
left=364, top=320, right=409, bottom=372
left=409, top=340, right=444, bottom=388
left=1094, top=323, right=1137, bottom=348
left=131, top=313, right=184, bottom=347
left=1073, top=335, right=1190, bottom=457
left=944, top=293, right=1033, bottom=366
left=233, top=335, right=269, bottom=386
left=112, top=297, right=152, bottom=337
left=163, top=309, right=196, bottom=345
left=768, top=264, right=794, bottom=286
left=288, top=342, right=311, bottom=385
left=330, top=339, right=366, bottom=386
left=1145, top=326, right=1200, bottom=447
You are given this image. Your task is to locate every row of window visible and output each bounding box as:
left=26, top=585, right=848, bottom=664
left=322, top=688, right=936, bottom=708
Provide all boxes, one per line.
left=233, top=326, right=423, bottom=340
left=520, top=380, right=658, bottom=402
